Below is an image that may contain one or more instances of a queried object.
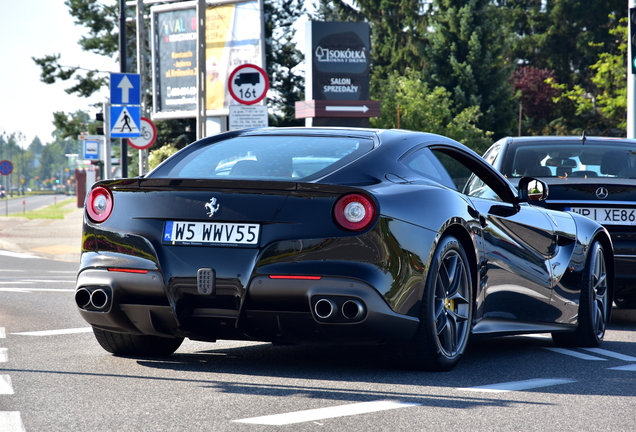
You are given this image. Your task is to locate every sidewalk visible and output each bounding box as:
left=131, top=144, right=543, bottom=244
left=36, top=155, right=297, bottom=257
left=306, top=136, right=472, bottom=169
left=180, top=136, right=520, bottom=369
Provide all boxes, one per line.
left=0, top=200, right=83, bottom=263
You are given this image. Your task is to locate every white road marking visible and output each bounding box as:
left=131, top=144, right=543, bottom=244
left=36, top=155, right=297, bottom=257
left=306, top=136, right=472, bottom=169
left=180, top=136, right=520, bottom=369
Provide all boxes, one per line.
left=582, top=347, right=636, bottom=362
left=0, top=412, right=26, bottom=432
left=543, top=347, right=606, bottom=360
left=0, top=327, right=5, bottom=338
left=233, top=400, right=421, bottom=425
left=11, top=327, right=92, bottom=337
left=0, top=288, right=75, bottom=293
left=0, top=270, right=25, bottom=272
left=458, top=378, right=576, bottom=393
left=608, top=364, right=636, bottom=371
left=0, top=251, right=37, bottom=259
left=0, top=375, right=14, bottom=395
left=21, top=279, right=75, bottom=283
left=0, top=348, right=7, bottom=363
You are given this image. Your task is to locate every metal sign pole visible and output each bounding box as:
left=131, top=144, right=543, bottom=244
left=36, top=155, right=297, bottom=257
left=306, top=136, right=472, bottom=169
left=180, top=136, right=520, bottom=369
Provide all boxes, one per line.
left=196, top=0, right=207, bottom=140
left=137, top=0, right=147, bottom=175
left=104, top=101, right=112, bottom=179
left=629, top=0, right=636, bottom=138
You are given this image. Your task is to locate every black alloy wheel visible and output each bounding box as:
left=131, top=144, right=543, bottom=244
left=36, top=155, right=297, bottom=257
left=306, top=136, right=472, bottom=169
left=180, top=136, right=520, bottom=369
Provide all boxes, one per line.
left=400, top=235, right=473, bottom=371
left=552, top=241, right=610, bottom=347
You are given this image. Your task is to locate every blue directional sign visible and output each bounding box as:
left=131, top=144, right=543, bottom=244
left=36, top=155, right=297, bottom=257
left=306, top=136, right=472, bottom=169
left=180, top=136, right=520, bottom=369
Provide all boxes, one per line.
left=83, top=140, right=100, bottom=160
left=110, top=73, right=141, bottom=105
left=110, top=105, right=141, bottom=138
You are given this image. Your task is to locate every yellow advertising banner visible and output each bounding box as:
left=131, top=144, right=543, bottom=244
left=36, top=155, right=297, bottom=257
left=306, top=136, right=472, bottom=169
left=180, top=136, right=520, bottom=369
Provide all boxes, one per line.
left=205, top=1, right=264, bottom=112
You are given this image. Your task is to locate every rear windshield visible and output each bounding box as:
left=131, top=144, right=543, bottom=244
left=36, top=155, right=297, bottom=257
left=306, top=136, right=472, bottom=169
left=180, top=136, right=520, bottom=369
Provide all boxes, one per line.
left=150, top=135, right=373, bottom=180
left=500, top=141, right=636, bottom=179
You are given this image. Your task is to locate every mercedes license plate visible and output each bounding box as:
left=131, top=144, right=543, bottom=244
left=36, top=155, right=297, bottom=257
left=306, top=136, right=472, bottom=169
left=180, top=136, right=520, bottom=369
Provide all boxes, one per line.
left=163, top=221, right=260, bottom=245
left=566, top=207, right=636, bottom=225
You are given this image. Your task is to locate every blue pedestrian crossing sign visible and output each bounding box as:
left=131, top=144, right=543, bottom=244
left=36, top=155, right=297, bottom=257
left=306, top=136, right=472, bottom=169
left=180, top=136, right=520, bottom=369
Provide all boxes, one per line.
left=110, top=105, right=141, bottom=138
left=110, top=73, right=141, bottom=105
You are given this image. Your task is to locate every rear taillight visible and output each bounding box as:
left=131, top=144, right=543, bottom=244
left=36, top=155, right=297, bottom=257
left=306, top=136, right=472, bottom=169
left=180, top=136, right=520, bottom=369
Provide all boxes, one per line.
left=86, top=186, right=113, bottom=223
left=333, top=193, right=377, bottom=231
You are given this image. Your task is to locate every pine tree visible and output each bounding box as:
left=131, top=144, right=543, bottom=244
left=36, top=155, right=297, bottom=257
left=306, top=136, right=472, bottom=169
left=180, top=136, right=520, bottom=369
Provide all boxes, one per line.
left=423, top=0, right=515, bottom=138
left=497, top=0, right=627, bottom=89
left=264, top=0, right=306, bottom=126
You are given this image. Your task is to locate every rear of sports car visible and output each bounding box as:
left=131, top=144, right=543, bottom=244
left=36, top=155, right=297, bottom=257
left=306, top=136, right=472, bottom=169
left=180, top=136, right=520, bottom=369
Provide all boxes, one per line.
left=75, top=129, right=425, bottom=354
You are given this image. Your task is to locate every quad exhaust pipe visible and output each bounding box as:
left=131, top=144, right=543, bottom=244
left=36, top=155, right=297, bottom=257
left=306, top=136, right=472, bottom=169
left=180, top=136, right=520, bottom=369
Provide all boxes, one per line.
left=314, top=298, right=337, bottom=319
left=75, top=287, right=111, bottom=311
left=341, top=299, right=365, bottom=320
left=313, top=297, right=366, bottom=322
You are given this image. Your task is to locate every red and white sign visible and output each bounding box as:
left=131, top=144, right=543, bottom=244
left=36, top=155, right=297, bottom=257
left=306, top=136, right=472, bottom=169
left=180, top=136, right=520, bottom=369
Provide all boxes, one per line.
left=0, top=160, right=13, bottom=175
left=128, top=117, right=157, bottom=150
left=228, top=64, right=269, bottom=105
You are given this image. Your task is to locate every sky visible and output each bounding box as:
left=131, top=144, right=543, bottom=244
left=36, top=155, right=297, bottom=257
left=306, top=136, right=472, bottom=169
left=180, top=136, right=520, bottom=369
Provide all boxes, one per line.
left=0, top=0, right=117, bottom=148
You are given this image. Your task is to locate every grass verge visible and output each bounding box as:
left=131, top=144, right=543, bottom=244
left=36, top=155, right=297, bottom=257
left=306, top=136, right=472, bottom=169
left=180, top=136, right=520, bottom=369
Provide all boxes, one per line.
left=1, top=198, right=76, bottom=219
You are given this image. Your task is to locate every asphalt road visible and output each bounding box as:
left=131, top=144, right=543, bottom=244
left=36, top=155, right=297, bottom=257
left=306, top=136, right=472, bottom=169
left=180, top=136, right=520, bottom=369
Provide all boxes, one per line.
left=1, top=252, right=636, bottom=431
left=0, top=195, right=71, bottom=216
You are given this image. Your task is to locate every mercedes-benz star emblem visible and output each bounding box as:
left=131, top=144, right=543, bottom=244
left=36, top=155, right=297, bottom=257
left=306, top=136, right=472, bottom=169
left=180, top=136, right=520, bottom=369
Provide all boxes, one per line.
left=596, top=187, right=609, bottom=199
left=205, top=197, right=220, bottom=217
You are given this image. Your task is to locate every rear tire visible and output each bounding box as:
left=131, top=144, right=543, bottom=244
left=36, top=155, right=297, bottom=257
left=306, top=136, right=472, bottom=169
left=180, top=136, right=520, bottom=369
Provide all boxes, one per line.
left=399, top=235, right=473, bottom=371
left=93, top=327, right=184, bottom=357
left=552, top=241, right=609, bottom=347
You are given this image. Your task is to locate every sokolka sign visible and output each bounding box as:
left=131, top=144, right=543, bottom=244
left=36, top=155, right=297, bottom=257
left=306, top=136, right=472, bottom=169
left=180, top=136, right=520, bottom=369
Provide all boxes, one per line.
left=296, top=21, right=380, bottom=126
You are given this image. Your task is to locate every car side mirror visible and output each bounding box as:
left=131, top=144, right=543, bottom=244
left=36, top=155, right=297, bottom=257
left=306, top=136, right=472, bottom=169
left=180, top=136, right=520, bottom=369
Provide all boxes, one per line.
left=517, top=177, right=549, bottom=202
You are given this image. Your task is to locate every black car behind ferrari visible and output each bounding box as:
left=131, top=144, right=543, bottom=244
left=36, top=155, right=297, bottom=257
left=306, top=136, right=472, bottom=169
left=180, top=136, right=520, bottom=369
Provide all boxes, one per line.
left=76, top=128, right=613, bottom=371
left=483, top=135, right=635, bottom=308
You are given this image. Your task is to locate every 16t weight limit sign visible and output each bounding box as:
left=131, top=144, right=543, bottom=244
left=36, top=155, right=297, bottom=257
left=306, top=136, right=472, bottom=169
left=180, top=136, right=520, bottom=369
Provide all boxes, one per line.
left=228, top=64, right=269, bottom=105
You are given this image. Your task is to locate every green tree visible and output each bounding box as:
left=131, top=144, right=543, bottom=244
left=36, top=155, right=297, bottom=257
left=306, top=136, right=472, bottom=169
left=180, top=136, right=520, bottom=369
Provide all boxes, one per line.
left=51, top=110, right=95, bottom=140
left=423, top=0, right=515, bottom=139
left=497, top=0, right=627, bottom=89
left=265, top=0, right=306, bottom=126
left=547, top=16, right=627, bottom=135
left=371, top=69, right=493, bottom=153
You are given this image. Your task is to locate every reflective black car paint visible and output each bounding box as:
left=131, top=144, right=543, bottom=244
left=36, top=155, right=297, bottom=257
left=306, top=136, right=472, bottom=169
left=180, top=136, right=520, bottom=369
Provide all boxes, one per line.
left=77, top=128, right=612, bottom=347
left=487, top=136, right=631, bottom=304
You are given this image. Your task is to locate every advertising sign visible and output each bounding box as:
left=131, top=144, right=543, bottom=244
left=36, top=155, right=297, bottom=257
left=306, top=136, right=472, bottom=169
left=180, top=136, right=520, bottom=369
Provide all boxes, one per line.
left=205, top=0, right=264, bottom=114
left=307, top=21, right=371, bottom=101
left=151, top=0, right=265, bottom=120
left=152, top=4, right=198, bottom=118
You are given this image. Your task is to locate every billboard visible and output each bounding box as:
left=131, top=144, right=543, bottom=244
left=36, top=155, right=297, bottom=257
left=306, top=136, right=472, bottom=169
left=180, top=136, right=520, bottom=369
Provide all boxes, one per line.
left=151, top=3, right=197, bottom=118
left=306, top=21, right=371, bottom=101
left=151, top=0, right=265, bottom=120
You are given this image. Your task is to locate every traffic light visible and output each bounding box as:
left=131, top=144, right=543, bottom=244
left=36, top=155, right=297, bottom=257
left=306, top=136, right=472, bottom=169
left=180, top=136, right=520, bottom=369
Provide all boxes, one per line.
left=630, top=8, right=636, bottom=74
left=95, top=112, right=104, bottom=135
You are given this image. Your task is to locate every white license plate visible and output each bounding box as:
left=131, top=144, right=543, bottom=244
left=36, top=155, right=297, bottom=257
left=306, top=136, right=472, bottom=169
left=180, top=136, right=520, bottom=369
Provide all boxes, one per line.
left=163, top=221, right=260, bottom=245
left=567, top=207, right=636, bottom=225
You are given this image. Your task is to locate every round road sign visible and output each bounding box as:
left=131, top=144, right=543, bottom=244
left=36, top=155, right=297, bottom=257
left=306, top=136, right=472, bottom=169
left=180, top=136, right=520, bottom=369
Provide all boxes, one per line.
left=128, top=117, right=157, bottom=150
left=0, top=160, right=13, bottom=175
left=228, top=64, right=269, bottom=105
